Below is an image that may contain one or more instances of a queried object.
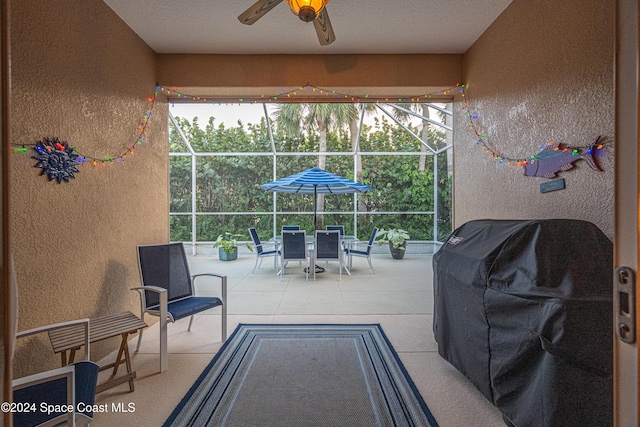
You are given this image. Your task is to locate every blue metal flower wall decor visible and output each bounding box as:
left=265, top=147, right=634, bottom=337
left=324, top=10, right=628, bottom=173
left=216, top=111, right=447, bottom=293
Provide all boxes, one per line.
left=33, top=137, right=80, bottom=183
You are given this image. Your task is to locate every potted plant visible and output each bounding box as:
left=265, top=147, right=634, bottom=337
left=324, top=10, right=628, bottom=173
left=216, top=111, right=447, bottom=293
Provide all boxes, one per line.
left=377, top=228, right=410, bottom=259
left=213, top=232, right=252, bottom=261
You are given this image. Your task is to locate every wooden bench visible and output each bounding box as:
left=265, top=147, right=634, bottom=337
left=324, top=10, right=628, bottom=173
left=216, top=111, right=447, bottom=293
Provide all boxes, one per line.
left=48, top=311, right=147, bottom=394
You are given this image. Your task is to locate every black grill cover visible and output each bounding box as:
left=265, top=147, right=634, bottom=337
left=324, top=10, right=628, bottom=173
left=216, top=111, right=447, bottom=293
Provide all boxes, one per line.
left=433, top=219, right=612, bottom=427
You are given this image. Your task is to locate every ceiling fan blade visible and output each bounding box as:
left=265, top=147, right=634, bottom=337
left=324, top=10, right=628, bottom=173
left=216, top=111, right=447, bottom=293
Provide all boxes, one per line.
left=313, top=9, right=336, bottom=46
left=238, top=0, right=284, bottom=25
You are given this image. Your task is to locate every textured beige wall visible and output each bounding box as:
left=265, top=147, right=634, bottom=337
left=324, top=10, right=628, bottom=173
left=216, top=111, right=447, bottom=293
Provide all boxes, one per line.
left=7, top=0, right=616, bottom=377
left=158, top=53, right=463, bottom=90
left=453, top=0, right=615, bottom=239
left=10, top=0, right=167, bottom=374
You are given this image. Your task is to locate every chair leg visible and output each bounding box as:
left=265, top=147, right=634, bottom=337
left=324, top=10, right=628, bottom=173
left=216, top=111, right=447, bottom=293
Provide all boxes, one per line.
left=252, top=256, right=260, bottom=273
left=188, top=315, right=195, bottom=331
left=159, top=294, right=168, bottom=373
left=342, top=252, right=351, bottom=275
left=221, top=279, right=228, bottom=341
left=221, top=309, right=227, bottom=341
left=278, top=257, right=286, bottom=277
left=368, top=256, right=375, bottom=273
left=136, top=329, right=143, bottom=352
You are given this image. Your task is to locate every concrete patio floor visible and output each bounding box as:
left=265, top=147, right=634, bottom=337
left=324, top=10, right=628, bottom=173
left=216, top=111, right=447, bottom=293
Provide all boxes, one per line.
left=90, top=252, right=504, bottom=427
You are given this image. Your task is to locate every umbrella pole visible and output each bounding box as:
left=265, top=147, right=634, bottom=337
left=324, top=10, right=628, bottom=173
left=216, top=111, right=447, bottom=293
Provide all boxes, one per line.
left=313, top=185, right=317, bottom=230
left=310, top=185, right=324, bottom=274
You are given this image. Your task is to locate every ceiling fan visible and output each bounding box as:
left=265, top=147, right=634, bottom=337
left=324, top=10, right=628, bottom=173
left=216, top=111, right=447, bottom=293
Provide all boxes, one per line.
left=238, top=0, right=336, bottom=46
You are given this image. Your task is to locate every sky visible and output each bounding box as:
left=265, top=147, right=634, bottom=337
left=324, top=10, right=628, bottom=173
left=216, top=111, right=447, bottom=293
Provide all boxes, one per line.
left=169, top=102, right=267, bottom=127
left=168, top=102, right=450, bottom=131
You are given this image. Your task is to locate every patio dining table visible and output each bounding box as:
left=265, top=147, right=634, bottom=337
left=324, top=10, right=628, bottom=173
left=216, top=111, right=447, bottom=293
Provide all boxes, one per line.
left=270, top=234, right=358, bottom=274
left=270, top=234, right=358, bottom=244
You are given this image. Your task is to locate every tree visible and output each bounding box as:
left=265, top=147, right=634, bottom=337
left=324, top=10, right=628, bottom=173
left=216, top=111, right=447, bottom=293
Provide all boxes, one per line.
left=389, top=103, right=435, bottom=171
left=386, top=103, right=452, bottom=238
left=272, top=103, right=358, bottom=227
left=168, top=102, right=453, bottom=242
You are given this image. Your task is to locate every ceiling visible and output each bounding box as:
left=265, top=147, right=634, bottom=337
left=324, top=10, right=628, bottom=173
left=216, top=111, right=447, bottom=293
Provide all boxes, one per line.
left=103, top=0, right=513, bottom=55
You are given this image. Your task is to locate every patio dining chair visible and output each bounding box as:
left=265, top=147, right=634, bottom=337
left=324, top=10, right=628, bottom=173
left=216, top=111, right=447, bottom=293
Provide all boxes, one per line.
left=281, top=226, right=303, bottom=265
left=344, top=227, right=379, bottom=273
left=281, top=225, right=301, bottom=231
left=326, top=225, right=345, bottom=235
left=248, top=227, right=280, bottom=273
left=326, top=225, right=347, bottom=253
left=280, top=230, right=309, bottom=281
left=12, top=319, right=100, bottom=427
left=134, top=242, right=227, bottom=372
left=314, top=229, right=345, bottom=280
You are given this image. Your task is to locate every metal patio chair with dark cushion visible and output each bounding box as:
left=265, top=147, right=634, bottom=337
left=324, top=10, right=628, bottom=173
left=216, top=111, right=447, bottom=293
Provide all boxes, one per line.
left=134, top=242, right=227, bottom=372
left=13, top=319, right=100, bottom=427
left=281, top=225, right=301, bottom=231
left=281, top=226, right=302, bottom=266
left=280, top=230, right=309, bottom=281
left=326, top=225, right=347, bottom=254
left=344, top=227, right=379, bottom=274
left=325, top=225, right=345, bottom=236
left=314, top=229, right=345, bottom=280
left=248, top=227, right=280, bottom=273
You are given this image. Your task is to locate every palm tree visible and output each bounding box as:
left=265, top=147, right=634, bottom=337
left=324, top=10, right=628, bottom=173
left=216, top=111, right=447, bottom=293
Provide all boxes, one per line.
left=391, top=103, right=453, bottom=239
left=390, top=103, right=434, bottom=172
left=273, top=103, right=358, bottom=226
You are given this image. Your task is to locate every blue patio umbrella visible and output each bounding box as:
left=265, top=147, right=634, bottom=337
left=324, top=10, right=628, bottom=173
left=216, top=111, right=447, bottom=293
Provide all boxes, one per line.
left=258, top=167, right=372, bottom=229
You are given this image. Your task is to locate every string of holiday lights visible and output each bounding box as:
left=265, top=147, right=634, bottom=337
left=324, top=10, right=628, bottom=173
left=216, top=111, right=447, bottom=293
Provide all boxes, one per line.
left=163, top=81, right=610, bottom=170
left=11, top=82, right=610, bottom=173
left=460, top=85, right=611, bottom=168
left=157, top=83, right=460, bottom=104
left=11, top=86, right=158, bottom=167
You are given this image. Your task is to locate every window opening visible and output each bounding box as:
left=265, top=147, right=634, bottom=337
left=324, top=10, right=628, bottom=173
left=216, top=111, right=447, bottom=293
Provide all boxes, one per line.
left=169, top=101, right=453, bottom=254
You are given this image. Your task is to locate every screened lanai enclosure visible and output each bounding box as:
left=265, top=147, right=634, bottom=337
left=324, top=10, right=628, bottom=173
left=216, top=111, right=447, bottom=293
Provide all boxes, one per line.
left=169, top=101, right=453, bottom=253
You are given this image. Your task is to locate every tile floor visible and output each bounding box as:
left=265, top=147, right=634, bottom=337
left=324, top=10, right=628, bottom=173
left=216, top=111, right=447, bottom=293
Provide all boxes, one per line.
left=90, top=252, right=505, bottom=427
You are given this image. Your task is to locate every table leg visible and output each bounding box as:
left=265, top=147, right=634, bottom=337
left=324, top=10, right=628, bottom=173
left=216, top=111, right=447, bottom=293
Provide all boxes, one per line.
left=112, top=333, right=128, bottom=376
left=343, top=262, right=351, bottom=275
left=95, top=332, right=137, bottom=394
left=122, top=333, right=135, bottom=392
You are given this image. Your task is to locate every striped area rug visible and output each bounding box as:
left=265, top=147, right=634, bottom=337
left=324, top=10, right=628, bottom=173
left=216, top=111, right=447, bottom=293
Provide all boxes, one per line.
left=164, top=324, right=439, bottom=427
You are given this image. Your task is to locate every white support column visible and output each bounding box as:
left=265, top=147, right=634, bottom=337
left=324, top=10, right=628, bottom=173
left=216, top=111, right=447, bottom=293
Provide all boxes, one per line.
left=264, top=104, right=278, bottom=237
left=169, top=113, right=198, bottom=255
left=433, top=153, right=439, bottom=250
left=191, top=155, right=197, bottom=255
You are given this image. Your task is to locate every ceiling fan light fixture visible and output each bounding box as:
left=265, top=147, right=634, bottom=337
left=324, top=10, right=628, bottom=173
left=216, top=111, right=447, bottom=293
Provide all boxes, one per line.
left=285, top=0, right=329, bottom=22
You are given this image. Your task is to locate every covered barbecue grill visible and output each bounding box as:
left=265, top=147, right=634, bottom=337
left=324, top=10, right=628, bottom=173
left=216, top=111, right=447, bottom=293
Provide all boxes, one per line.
left=433, top=219, right=613, bottom=426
